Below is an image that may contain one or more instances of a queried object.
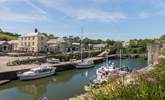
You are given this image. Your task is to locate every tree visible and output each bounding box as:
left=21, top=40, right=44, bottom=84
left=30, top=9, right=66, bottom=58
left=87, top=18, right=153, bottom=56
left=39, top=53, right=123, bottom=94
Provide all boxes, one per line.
left=113, top=41, right=123, bottom=49
left=73, top=36, right=80, bottom=42
left=160, top=35, right=165, bottom=40
left=41, top=32, right=48, bottom=37
left=82, top=37, right=90, bottom=44
left=161, top=46, right=165, bottom=55
left=106, top=39, right=116, bottom=45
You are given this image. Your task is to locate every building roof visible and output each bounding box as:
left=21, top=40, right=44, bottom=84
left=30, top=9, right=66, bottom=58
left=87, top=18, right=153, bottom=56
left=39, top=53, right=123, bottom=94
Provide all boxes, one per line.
left=21, top=32, right=46, bottom=37
left=47, top=37, right=66, bottom=44
left=72, top=43, right=80, bottom=46
left=0, top=41, right=9, bottom=45
left=47, top=39, right=58, bottom=44
left=57, top=37, right=66, bottom=43
left=8, top=40, right=19, bottom=44
left=93, top=44, right=106, bottom=48
left=48, top=44, right=58, bottom=47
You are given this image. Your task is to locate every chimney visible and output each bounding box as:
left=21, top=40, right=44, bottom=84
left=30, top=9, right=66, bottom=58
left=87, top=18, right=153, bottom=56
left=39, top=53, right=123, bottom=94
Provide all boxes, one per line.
left=34, top=28, right=38, bottom=33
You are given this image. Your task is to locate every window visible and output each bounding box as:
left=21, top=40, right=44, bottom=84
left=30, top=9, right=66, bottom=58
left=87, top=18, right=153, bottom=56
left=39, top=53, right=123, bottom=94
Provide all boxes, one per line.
left=24, top=42, right=27, bottom=46
left=28, top=42, right=30, bottom=46
left=31, top=47, right=34, bottom=51
left=41, top=37, right=44, bottom=40
left=32, top=42, right=35, bottom=45
left=21, top=37, right=23, bottom=40
left=21, top=42, right=23, bottom=46
left=28, top=37, right=30, bottom=40
left=33, top=37, right=35, bottom=40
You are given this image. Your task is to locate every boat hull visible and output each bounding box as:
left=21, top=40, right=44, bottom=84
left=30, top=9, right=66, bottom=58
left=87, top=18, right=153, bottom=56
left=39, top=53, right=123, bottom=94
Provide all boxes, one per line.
left=18, top=70, right=55, bottom=80
left=75, top=64, right=95, bottom=69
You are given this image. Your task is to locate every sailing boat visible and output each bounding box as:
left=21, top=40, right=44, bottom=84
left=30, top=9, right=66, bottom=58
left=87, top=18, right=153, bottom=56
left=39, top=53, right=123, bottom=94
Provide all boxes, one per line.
left=75, top=28, right=95, bottom=69
left=90, top=51, right=112, bottom=84
left=97, top=50, right=115, bottom=73
left=117, top=49, right=129, bottom=72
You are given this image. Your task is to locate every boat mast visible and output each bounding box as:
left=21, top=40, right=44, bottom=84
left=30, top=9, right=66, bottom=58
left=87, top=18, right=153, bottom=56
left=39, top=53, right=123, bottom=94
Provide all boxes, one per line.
left=106, top=51, right=109, bottom=67
left=119, top=49, right=122, bottom=68
left=80, top=27, right=84, bottom=63
left=88, top=39, right=91, bottom=58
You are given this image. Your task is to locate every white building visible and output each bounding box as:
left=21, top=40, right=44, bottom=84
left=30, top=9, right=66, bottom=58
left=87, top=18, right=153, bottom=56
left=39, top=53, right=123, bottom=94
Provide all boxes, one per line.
left=18, top=29, right=48, bottom=52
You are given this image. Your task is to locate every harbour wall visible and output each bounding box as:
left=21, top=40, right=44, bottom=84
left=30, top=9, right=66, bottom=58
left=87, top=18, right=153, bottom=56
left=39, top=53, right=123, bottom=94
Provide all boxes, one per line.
left=0, top=57, right=104, bottom=80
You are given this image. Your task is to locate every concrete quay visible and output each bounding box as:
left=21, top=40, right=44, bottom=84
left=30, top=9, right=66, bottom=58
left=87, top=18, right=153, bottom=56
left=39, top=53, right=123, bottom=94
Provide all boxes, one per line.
left=0, top=57, right=105, bottom=80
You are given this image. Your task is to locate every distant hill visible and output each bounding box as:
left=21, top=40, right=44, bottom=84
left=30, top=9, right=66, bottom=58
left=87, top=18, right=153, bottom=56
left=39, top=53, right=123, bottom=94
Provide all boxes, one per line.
left=0, top=32, right=20, bottom=41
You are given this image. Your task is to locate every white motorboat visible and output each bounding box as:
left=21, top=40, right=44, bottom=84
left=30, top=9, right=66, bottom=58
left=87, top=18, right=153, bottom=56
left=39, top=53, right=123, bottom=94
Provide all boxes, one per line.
left=17, top=66, right=56, bottom=80
left=47, top=58, right=60, bottom=64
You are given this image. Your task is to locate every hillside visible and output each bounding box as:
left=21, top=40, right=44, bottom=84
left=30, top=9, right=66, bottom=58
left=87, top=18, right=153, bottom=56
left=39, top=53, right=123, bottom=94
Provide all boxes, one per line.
left=0, top=32, right=20, bottom=41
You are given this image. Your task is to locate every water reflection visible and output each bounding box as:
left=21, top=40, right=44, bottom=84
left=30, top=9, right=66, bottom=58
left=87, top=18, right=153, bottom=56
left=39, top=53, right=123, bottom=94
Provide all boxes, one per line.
left=0, top=70, right=77, bottom=99
left=85, top=71, right=88, bottom=78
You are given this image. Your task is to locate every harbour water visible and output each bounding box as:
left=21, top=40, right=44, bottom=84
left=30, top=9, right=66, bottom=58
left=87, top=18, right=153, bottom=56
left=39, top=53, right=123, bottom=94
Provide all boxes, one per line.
left=0, top=58, right=147, bottom=100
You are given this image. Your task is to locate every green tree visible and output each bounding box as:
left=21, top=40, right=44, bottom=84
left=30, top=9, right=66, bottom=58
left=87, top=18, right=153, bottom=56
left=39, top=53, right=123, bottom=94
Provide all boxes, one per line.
left=160, top=34, right=165, bottom=40
left=49, top=34, right=57, bottom=39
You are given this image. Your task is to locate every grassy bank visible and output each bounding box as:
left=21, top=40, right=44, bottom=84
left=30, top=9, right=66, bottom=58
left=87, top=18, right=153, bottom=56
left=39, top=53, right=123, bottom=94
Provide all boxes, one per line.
left=72, top=62, right=165, bottom=100
left=0, top=32, right=19, bottom=41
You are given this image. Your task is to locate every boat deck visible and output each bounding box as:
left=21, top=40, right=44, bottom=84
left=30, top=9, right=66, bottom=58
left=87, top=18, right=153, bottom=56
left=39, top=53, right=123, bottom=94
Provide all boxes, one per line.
left=0, top=80, right=10, bottom=85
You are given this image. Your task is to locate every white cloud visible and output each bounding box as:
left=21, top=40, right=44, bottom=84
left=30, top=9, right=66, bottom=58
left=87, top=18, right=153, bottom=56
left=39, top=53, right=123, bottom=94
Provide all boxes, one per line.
left=74, top=10, right=127, bottom=22
left=23, top=0, right=47, bottom=15
left=37, top=0, right=126, bottom=22
left=0, top=0, right=48, bottom=22
left=0, top=10, right=47, bottom=22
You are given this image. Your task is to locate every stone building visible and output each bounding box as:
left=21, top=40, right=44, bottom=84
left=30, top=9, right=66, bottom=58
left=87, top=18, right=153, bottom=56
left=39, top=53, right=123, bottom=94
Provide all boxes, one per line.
left=93, top=44, right=106, bottom=51
left=70, top=43, right=81, bottom=52
left=47, top=39, right=59, bottom=53
left=47, top=37, right=68, bottom=53
left=147, top=43, right=162, bottom=65
left=0, top=41, right=11, bottom=52
left=8, top=40, right=19, bottom=51
left=18, top=29, right=48, bottom=52
left=58, top=37, right=68, bottom=53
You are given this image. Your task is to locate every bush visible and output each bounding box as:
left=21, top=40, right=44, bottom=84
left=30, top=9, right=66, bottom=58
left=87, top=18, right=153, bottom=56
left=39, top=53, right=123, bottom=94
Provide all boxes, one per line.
left=7, top=57, right=47, bottom=66
left=160, top=47, right=165, bottom=55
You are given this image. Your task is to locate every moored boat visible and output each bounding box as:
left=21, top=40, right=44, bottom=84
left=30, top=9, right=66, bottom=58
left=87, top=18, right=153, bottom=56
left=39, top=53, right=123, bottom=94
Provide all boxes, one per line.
left=17, top=66, right=56, bottom=80
left=75, top=60, right=95, bottom=69
left=75, top=27, right=95, bottom=69
left=47, top=58, right=60, bottom=64
left=90, top=62, right=115, bottom=84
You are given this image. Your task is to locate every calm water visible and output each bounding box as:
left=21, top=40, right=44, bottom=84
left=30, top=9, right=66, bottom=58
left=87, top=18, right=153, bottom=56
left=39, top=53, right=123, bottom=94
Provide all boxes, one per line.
left=0, top=58, right=147, bottom=100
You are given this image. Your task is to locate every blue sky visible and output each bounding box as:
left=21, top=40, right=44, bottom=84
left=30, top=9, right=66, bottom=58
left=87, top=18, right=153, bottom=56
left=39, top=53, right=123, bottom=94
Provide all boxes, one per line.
left=0, top=0, right=165, bottom=40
